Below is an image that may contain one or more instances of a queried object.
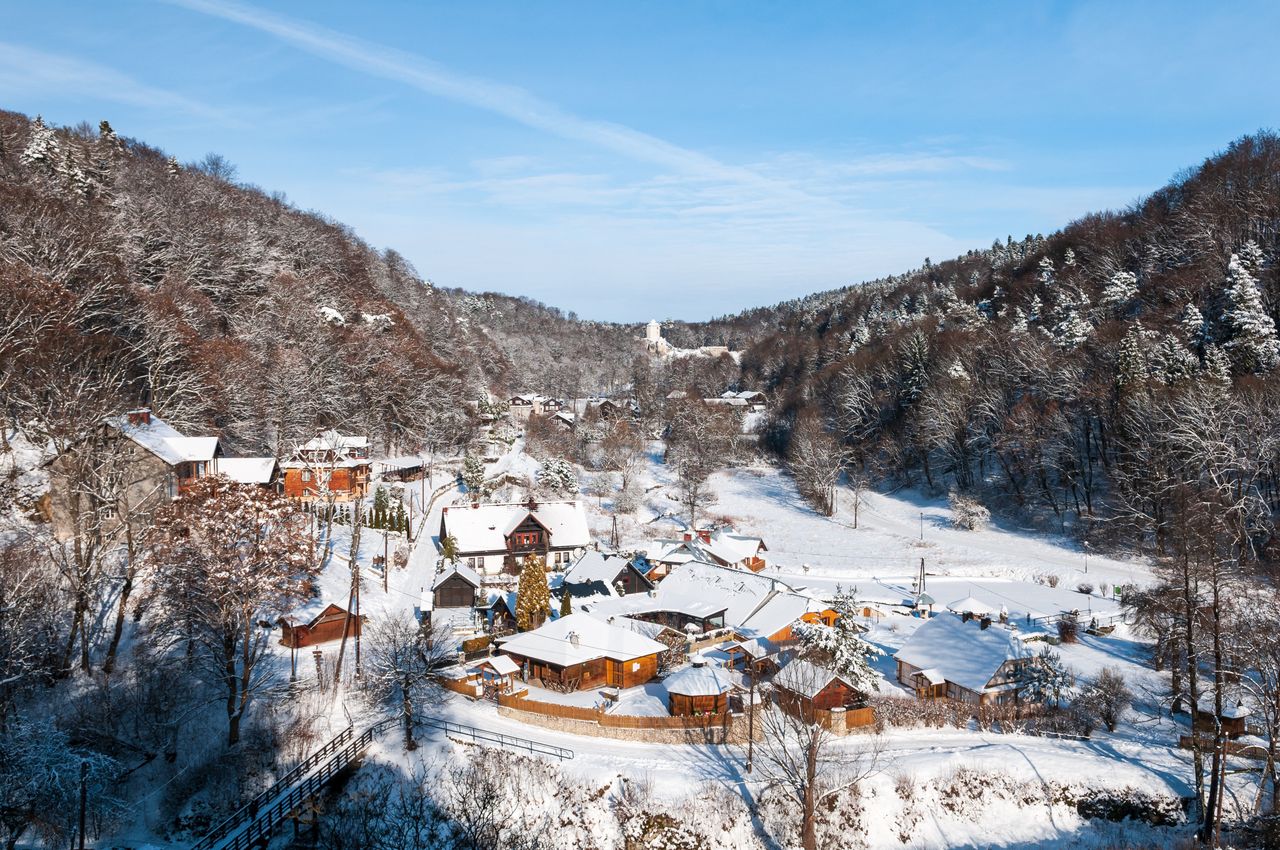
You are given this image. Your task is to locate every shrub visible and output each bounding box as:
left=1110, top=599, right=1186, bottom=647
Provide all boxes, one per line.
left=1045, top=573, right=1060, bottom=588
left=1056, top=618, right=1079, bottom=643
left=949, top=492, right=991, bottom=530
left=461, top=635, right=491, bottom=654
left=1075, top=667, right=1133, bottom=733
left=1077, top=582, right=1095, bottom=595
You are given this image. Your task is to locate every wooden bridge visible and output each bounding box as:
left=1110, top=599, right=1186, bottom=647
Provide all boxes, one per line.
left=191, top=715, right=572, bottom=850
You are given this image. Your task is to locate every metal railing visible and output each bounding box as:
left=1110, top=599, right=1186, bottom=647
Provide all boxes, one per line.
left=192, top=714, right=569, bottom=850
left=191, top=724, right=354, bottom=850
left=421, top=716, right=574, bottom=760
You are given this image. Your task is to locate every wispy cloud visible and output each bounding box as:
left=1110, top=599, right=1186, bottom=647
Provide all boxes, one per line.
left=0, top=42, right=228, bottom=122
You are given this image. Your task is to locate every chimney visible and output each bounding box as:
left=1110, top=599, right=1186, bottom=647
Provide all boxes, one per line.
left=697, top=529, right=711, bottom=544
left=126, top=407, right=152, bottom=427
left=683, top=532, right=693, bottom=542
left=568, top=631, right=580, bottom=648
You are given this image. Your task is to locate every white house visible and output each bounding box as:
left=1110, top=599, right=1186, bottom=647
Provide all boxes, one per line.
left=439, top=499, right=591, bottom=576
left=894, top=613, right=1034, bottom=705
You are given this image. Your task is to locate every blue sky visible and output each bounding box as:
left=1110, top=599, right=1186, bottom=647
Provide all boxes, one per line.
left=3, top=1, right=1278, bottom=321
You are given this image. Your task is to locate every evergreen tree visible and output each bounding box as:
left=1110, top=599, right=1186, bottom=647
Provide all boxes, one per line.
left=462, top=452, right=487, bottom=496
left=21, top=115, right=60, bottom=174
left=1221, top=253, right=1280, bottom=372
left=515, top=554, right=551, bottom=631
left=1018, top=646, right=1075, bottom=707
left=440, top=534, right=460, bottom=564
left=898, top=331, right=930, bottom=405
left=1152, top=334, right=1197, bottom=385
left=1115, top=324, right=1149, bottom=390
left=1098, top=271, right=1138, bottom=316
left=166, top=155, right=181, bottom=178
left=792, top=587, right=883, bottom=695
left=559, top=588, right=572, bottom=618
left=1179, top=303, right=1208, bottom=353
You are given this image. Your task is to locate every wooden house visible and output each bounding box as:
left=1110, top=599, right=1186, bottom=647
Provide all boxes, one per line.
left=279, top=430, right=371, bottom=501
left=562, top=551, right=654, bottom=596
left=495, top=613, right=665, bottom=692
left=46, top=408, right=220, bottom=541
left=773, top=658, right=867, bottom=721
left=279, top=604, right=365, bottom=648
left=893, top=613, right=1033, bottom=705
left=432, top=562, right=483, bottom=609
left=664, top=661, right=736, bottom=715
left=508, top=394, right=561, bottom=423
left=439, top=499, right=591, bottom=575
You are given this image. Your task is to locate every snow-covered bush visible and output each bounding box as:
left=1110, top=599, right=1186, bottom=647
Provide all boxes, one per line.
left=1075, top=667, right=1133, bottom=733
left=1076, top=582, right=1094, bottom=596
left=536, top=458, right=578, bottom=495
left=948, top=492, right=990, bottom=530
left=1056, top=617, right=1079, bottom=643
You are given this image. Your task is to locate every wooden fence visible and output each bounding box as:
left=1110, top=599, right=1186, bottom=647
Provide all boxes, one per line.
left=496, top=692, right=737, bottom=731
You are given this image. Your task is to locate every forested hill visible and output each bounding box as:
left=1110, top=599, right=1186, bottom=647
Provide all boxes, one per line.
left=740, top=132, right=1280, bottom=551
left=0, top=110, right=501, bottom=455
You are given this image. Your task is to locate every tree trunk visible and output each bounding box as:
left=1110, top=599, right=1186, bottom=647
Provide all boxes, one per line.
left=403, top=672, right=416, bottom=751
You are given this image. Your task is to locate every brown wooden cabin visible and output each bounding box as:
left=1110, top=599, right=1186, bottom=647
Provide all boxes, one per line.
left=664, top=663, right=735, bottom=715
left=670, top=690, right=729, bottom=716
left=279, top=604, right=365, bottom=648
left=773, top=660, right=866, bottom=722
left=503, top=652, right=659, bottom=691
left=281, top=464, right=370, bottom=501
left=495, top=613, right=665, bottom=692
left=433, top=565, right=482, bottom=609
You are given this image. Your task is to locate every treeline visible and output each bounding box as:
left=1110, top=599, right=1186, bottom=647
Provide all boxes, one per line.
left=736, top=132, right=1280, bottom=554
left=0, top=110, right=480, bottom=458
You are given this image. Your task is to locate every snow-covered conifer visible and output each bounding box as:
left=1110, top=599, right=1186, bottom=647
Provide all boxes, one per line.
left=1152, top=334, right=1197, bottom=385
left=792, top=588, right=882, bottom=694
left=21, top=115, right=60, bottom=173
left=536, top=458, right=578, bottom=495
left=1098, top=271, right=1138, bottom=315
left=1018, top=646, right=1075, bottom=707
left=515, top=554, right=551, bottom=631
left=1221, top=253, right=1280, bottom=372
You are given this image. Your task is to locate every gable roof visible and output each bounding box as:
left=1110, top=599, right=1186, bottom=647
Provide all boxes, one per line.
left=580, top=561, right=803, bottom=628
left=441, top=501, right=591, bottom=554
left=107, top=412, right=219, bottom=466
left=477, top=655, right=520, bottom=676
left=894, top=614, right=1033, bottom=694
left=300, top=431, right=368, bottom=452
left=738, top=591, right=819, bottom=640
left=563, top=551, right=652, bottom=591
left=218, top=457, right=277, bottom=484
left=495, top=613, right=665, bottom=667
left=432, top=562, right=483, bottom=591
left=773, top=659, right=855, bottom=700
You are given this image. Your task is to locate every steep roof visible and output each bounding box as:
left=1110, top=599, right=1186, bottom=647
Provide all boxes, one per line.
left=894, top=614, right=1033, bottom=694
left=581, top=561, right=801, bottom=628
left=773, top=659, right=855, bottom=700
left=432, top=562, right=483, bottom=591
left=441, top=501, right=591, bottom=554
left=702, top=531, right=767, bottom=566
left=563, top=551, right=650, bottom=591
left=664, top=663, right=736, bottom=697
left=107, top=413, right=219, bottom=466
left=218, top=457, right=277, bottom=484
left=738, top=591, right=819, bottom=640
left=495, top=613, right=665, bottom=667
left=946, top=594, right=990, bottom=615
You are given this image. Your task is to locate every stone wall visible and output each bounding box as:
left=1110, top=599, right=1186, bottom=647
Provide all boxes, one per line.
left=495, top=702, right=762, bottom=745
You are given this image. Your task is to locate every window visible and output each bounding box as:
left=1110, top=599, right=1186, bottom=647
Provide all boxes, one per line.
left=468, top=557, right=478, bottom=570
left=302, top=470, right=312, bottom=482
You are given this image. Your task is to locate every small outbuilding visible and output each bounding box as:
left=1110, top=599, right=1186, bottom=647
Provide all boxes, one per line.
left=432, top=562, right=483, bottom=609
left=772, top=659, right=867, bottom=721
left=279, top=604, right=365, bottom=648
left=664, top=661, right=736, bottom=716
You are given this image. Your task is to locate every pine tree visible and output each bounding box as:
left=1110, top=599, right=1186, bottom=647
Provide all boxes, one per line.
left=1152, top=334, right=1197, bottom=385
left=1098, top=271, right=1138, bottom=316
left=21, top=116, right=60, bottom=174
left=462, top=452, right=486, bottom=496
left=1052, top=307, right=1092, bottom=348
left=792, top=587, right=883, bottom=694
left=1115, top=324, right=1148, bottom=390
left=166, top=155, right=181, bottom=178
left=559, top=588, right=572, bottom=618
left=1179, top=303, right=1208, bottom=352
left=1018, top=646, right=1074, bottom=707
left=515, top=554, right=551, bottom=631
left=1221, top=253, right=1280, bottom=373
left=898, top=331, right=929, bottom=405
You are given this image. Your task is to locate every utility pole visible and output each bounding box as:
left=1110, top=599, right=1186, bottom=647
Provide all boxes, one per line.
left=383, top=528, right=390, bottom=593
left=919, top=511, right=924, bottom=541
left=745, top=657, right=758, bottom=774
left=78, top=760, right=87, bottom=850
left=354, top=561, right=362, bottom=678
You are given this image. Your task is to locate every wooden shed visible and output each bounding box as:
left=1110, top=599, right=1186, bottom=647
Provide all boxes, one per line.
left=773, top=659, right=866, bottom=721
left=664, top=662, right=736, bottom=716
left=432, top=563, right=483, bottom=609
left=279, top=604, right=365, bottom=648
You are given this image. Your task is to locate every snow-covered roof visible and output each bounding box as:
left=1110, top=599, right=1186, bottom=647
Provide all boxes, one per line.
left=946, top=594, right=991, bottom=615
left=433, top=562, right=483, bottom=590
left=773, top=659, right=854, bottom=700
left=738, top=591, right=819, bottom=640
left=217, top=457, right=277, bottom=484
left=582, top=562, right=800, bottom=628
left=477, top=655, right=520, bottom=676
left=702, top=530, right=766, bottom=565
left=107, top=412, right=219, bottom=466
left=564, top=551, right=643, bottom=588
left=495, top=613, right=666, bottom=667
left=300, top=431, right=368, bottom=452
left=894, top=614, right=1033, bottom=694
left=664, top=663, right=736, bottom=697
left=441, top=501, right=591, bottom=554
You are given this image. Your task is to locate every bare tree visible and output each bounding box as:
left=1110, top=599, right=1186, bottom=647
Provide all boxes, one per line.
left=757, top=669, right=881, bottom=850
left=362, top=616, right=453, bottom=751
left=140, top=477, right=317, bottom=746
left=788, top=412, right=851, bottom=517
